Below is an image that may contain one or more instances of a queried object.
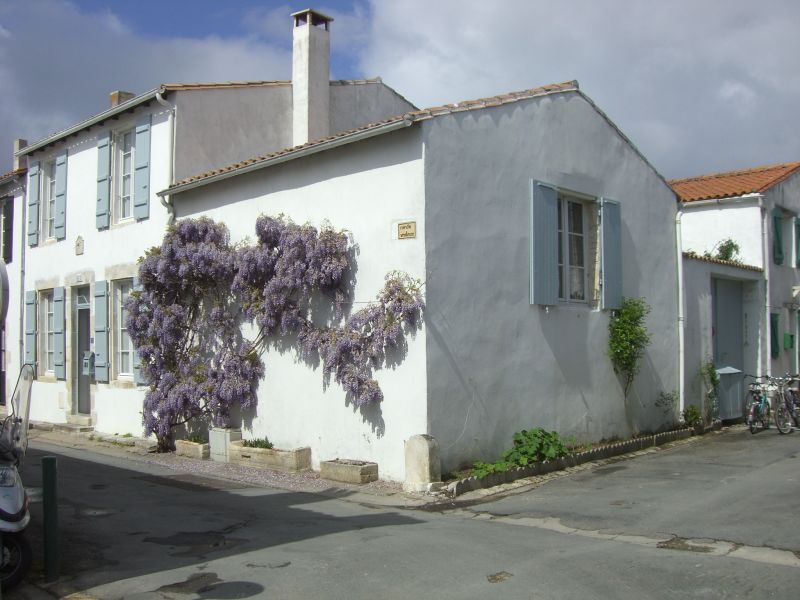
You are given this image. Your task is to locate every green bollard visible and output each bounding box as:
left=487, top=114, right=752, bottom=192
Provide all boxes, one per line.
left=42, top=456, right=58, bottom=583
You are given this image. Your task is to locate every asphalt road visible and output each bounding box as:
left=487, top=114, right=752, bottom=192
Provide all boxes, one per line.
left=10, top=426, right=800, bottom=599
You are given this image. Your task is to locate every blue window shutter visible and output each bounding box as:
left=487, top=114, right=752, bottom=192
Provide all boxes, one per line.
left=530, top=181, right=559, bottom=305
left=132, top=276, right=144, bottom=385
left=133, top=114, right=151, bottom=221
left=24, top=291, right=36, bottom=366
left=96, top=132, right=111, bottom=229
left=600, top=198, right=623, bottom=310
left=771, top=312, right=780, bottom=359
left=27, top=162, right=40, bottom=246
left=54, top=150, right=68, bottom=240
left=94, top=281, right=109, bottom=382
left=773, top=208, right=784, bottom=265
left=53, top=286, right=66, bottom=379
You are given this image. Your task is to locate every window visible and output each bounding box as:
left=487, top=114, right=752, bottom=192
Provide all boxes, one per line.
left=1, top=197, right=12, bottom=263
left=40, top=290, right=54, bottom=373
left=114, top=279, right=133, bottom=377
left=114, top=130, right=134, bottom=221
left=40, top=160, right=56, bottom=240
left=557, top=194, right=587, bottom=302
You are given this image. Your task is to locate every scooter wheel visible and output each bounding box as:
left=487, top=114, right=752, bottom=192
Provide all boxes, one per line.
left=0, top=532, right=32, bottom=591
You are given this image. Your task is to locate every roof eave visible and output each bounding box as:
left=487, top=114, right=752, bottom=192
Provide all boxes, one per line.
left=160, top=118, right=415, bottom=197
left=15, top=86, right=166, bottom=157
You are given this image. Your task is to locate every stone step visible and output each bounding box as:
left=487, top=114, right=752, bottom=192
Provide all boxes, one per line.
left=52, top=423, right=94, bottom=434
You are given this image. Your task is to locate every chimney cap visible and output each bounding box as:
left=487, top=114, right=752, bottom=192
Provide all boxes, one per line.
left=291, top=8, right=333, bottom=28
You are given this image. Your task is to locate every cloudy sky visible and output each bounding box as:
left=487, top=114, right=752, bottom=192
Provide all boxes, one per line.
left=1, top=0, right=798, bottom=179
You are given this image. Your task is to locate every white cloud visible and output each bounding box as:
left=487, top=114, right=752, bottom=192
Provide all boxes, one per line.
left=0, top=0, right=290, bottom=172
left=360, top=0, right=800, bottom=178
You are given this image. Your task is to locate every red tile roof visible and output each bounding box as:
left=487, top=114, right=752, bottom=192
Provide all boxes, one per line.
left=0, top=168, right=26, bottom=186
left=166, top=81, right=580, bottom=193
left=670, top=162, right=800, bottom=203
left=683, top=251, right=762, bottom=272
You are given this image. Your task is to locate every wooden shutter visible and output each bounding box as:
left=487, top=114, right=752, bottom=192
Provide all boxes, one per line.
left=795, top=218, right=800, bottom=268
left=770, top=312, right=780, bottom=359
left=600, top=198, right=623, bottom=310
left=27, top=162, right=40, bottom=246
left=133, top=114, right=151, bottom=221
left=54, top=150, right=67, bottom=240
left=24, top=291, right=36, bottom=366
left=96, top=132, right=111, bottom=229
left=94, top=281, right=109, bottom=382
left=2, top=198, right=13, bottom=263
left=773, top=208, right=784, bottom=265
left=530, top=180, right=559, bottom=305
left=53, top=287, right=66, bottom=379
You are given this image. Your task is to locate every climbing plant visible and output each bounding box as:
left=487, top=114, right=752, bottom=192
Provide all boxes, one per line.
left=608, top=297, right=651, bottom=397
left=127, top=216, right=424, bottom=451
left=700, top=358, right=720, bottom=424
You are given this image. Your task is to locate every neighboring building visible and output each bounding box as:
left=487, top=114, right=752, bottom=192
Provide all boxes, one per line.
left=8, top=9, right=415, bottom=436
left=165, top=78, right=681, bottom=479
left=673, top=162, right=800, bottom=389
left=0, top=143, right=27, bottom=407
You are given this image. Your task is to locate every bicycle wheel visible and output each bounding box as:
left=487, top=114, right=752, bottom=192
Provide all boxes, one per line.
left=762, top=403, right=771, bottom=430
left=775, top=397, right=794, bottom=434
left=745, top=393, right=758, bottom=433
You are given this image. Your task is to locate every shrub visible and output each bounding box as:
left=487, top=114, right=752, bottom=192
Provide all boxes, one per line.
left=608, top=297, right=651, bottom=397
left=682, top=405, right=702, bottom=428
left=242, top=437, right=274, bottom=449
left=472, top=428, right=570, bottom=478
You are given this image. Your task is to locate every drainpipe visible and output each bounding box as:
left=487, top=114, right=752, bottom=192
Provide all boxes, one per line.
left=675, top=207, right=685, bottom=415
left=155, top=91, right=176, bottom=224
left=760, top=196, right=770, bottom=377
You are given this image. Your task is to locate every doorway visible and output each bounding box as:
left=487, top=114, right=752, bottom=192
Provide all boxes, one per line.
left=74, top=287, right=91, bottom=415
left=712, top=278, right=744, bottom=419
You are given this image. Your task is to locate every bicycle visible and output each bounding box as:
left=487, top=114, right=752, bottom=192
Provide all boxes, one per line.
left=774, top=375, right=800, bottom=434
left=744, top=375, right=772, bottom=434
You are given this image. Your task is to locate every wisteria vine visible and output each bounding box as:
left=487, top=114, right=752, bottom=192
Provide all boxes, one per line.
left=127, top=216, right=424, bottom=450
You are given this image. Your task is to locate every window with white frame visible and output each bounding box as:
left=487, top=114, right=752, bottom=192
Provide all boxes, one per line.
left=114, top=279, right=133, bottom=377
left=557, top=193, right=588, bottom=302
left=40, top=160, right=56, bottom=239
left=113, top=130, right=134, bottom=222
left=40, top=290, right=54, bottom=373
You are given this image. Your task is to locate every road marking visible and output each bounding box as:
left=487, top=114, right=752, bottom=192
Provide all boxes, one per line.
left=460, top=511, right=800, bottom=568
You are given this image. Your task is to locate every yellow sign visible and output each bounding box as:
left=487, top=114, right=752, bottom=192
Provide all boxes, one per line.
left=398, top=221, right=417, bottom=239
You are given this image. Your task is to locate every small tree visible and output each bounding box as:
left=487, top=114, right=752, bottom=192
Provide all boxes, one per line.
left=608, top=297, right=651, bottom=397
left=704, top=238, right=741, bottom=262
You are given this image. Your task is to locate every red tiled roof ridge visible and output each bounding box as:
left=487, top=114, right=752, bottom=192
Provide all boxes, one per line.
left=0, top=167, right=27, bottom=184
left=669, top=161, right=800, bottom=185
left=168, top=80, right=580, bottom=191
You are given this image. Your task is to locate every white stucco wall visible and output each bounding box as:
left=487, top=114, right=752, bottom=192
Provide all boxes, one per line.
left=23, top=105, right=172, bottom=433
left=421, top=92, right=681, bottom=471
left=1, top=179, right=25, bottom=407
left=680, top=201, right=763, bottom=267
left=173, top=128, right=427, bottom=481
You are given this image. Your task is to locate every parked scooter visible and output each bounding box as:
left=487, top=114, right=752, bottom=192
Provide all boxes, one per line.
left=0, top=364, right=34, bottom=590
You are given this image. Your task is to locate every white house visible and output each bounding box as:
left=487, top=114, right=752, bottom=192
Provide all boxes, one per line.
left=7, top=8, right=683, bottom=482
left=7, top=9, right=414, bottom=436
left=673, top=162, right=800, bottom=416
left=165, top=80, right=681, bottom=478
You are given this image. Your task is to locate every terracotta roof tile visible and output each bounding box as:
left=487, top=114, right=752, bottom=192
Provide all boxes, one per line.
left=670, top=162, right=800, bottom=202
left=0, top=168, right=27, bottom=185
left=683, top=252, right=762, bottom=272
left=167, top=81, right=580, bottom=192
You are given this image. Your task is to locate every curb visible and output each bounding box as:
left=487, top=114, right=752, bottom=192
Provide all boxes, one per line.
left=446, top=428, right=694, bottom=497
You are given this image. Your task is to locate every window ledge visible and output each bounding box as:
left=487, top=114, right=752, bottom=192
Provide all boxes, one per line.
left=109, top=378, right=136, bottom=390
left=110, top=218, right=136, bottom=230
left=38, top=373, right=57, bottom=383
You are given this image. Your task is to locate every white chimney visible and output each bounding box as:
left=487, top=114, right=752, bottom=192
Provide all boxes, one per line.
left=291, top=9, right=333, bottom=146
left=13, top=138, right=27, bottom=171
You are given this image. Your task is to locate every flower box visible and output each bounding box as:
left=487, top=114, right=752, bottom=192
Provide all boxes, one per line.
left=320, top=459, right=379, bottom=484
left=228, top=440, right=311, bottom=472
left=175, top=439, right=210, bottom=460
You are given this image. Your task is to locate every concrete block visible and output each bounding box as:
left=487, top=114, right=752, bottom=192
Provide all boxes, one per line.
left=403, top=434, right=442, bottom=492
left=228, top=441, right=311, bottom=472
left=175, top=439, right=210, bottom=460
left=209, top=427, right=241, bottom=463
left=321, top=459, right=378, bottom=484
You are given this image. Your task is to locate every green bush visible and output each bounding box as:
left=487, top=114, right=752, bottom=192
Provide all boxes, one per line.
left=608, top=297, right=651, bottom=397
left=682, top=405, right=702, bottom=428
left=472, top=428, right=570, bottom=478
left=242, top=437, right=274, bottom=449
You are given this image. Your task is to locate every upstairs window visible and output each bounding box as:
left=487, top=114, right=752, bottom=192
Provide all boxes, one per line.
left=41, top=160, right=56, bottom=240
left=114, top=130, right=135, bottom=221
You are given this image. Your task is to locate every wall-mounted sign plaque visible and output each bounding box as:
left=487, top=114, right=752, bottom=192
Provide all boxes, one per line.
left=398, top=221, right=416, bottom=239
